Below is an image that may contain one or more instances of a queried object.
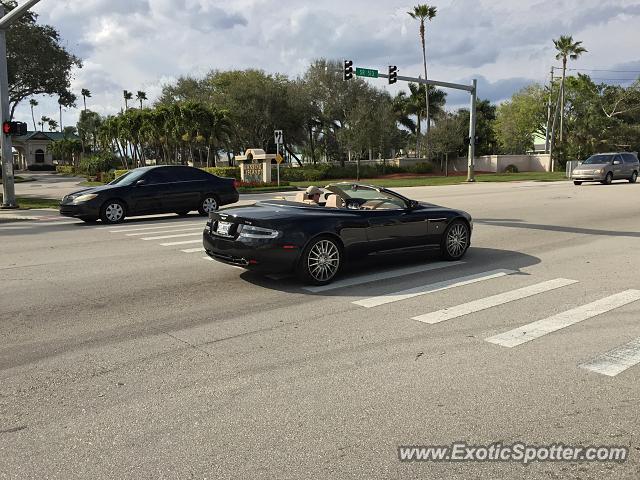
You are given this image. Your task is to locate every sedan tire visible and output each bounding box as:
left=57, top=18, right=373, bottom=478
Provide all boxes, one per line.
left=441, top=220, right=470, bottom=261
left=602, top=172, right=613, bottom=185
left=198, top=195, right=219, bottom=216
left=297, top=236, right=342, bottom=285
left=573, top=181, right=582, bottom=185
left=100, top=200, right=126, bottom=224
left=630, top=171, right=638, bottom=184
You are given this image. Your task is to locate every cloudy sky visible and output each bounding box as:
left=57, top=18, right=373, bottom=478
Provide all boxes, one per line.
left=16, top=0, right=640, bottom=129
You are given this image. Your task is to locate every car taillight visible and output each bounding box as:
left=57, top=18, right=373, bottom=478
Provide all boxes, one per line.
left=233, top=180, right=238, bottom=190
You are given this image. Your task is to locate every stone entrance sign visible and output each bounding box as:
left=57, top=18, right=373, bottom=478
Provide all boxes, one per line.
left=236, top=149, right=275, bottom=183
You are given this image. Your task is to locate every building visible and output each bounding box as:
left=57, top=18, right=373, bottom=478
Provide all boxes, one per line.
left=11, top=131, right=80, bottom=170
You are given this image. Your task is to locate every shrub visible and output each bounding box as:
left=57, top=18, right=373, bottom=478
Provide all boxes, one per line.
left=200, top=167, right=241, bottom=179
left=504, top=164, right=519, bottom=173
left=99, top=170, right=116, bottom=183
left=78, top=154, right=116, bottom=176
left=56, top=165, right=75, bottom=175
left=27, top=164, right=56, bottom=171
left=114, top=169, right=128, bottom=178
left=408, top=162, right=435, bottom=174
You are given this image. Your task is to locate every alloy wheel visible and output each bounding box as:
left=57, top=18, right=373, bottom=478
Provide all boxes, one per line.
left=202, top=197, right=218, bottom=213
left=105, top=203, right=124, bottom=222
left=307, top=239, right=340, bottom=282
left=446, top=223, right=468, bottom=258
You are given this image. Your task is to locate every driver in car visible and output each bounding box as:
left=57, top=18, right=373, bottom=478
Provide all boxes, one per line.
left=305, top=186, right=323, bottom=204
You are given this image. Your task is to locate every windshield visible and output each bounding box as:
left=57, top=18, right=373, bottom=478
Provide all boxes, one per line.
left=582, top=154, right=612, bottom=165
left=327, top=184, right=407, bottom=209
left=108, top=169, right=147, bottom=186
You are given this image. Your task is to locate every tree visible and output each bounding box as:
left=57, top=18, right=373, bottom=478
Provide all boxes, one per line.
left=29, top=98, right=38, bottom=130
left=57, top=92, right=76, bottom=131
left=553, top=35, right=587, bottom=143
left=2, top=0, right=81, bottom=120
left=39, top=115, right=49, bottom=131
left=47, top=119, right=58, bottom=132
left=494, top=84, right=546, bottom=154
left=81, top=88, right=91, bottom=111
left=408, top=4, right=437, bottom=145
left=136, top=91, right=147, bottom=109
left=457, top=99, right=497, bottom=156
left=123, top=90, right=133, bottom=110
left=406, top=82, right=446, bottom=156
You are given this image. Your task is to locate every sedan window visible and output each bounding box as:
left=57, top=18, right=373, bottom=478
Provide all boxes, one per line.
left=144, top=169, right=171, bottom=185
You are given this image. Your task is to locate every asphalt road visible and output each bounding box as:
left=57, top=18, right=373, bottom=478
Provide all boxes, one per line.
left=1, top=180, right=639, bottom=479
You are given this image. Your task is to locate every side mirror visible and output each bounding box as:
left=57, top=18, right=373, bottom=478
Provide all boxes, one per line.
left=407, top=200, right=419, bottom=209
left=613, top=160, right=622, bottom=165
left=135, top=179, right=146, bottom=186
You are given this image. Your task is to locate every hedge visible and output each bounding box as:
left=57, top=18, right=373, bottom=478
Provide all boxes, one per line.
left=55, top=165, right=75, bottom=175
left=272, top=162, right=435, bottom=182
left=200, top=167, right=241, bottom=179
left=27, top=164, right=56, bottom=171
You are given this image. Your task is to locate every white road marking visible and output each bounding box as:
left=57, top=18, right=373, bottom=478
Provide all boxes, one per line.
left=202, top=256, right=213, bottom=261
left=126, top=227, right=203, bottom=236
left=413, top=278, right=578, bottom=324
left=303, top=261, right=465, bottom=293
left=181, top=247, right=206, bottom=253
left=353, top=269, right=515, bottom=308
left=107, top=222, right=204, bottom=233
left=142, top=232, right=202, bottom=241
left=486, top=290, right=640, bottom=348
left=580, top=337, right=640, bottom=377
left=160, top=239, right=202, bottom=246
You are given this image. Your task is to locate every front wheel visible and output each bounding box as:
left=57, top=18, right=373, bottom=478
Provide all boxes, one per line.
left=601, top=172, right=613, bottom=185
left=297, top=236, right=342, bottom=285
left=100, top=200, right=126, bottom=224
left=573, top=181, right=582, bottom=185
left=441, top=220, right=470, bottom=261
left=198, top=195, right=219, bottom=215
left=630, top=171, right=638, bottom=184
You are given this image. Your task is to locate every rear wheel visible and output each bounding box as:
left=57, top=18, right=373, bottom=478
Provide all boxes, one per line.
left=441, top=220, right=470, bottom=261
left=602, top=172, right=613, bottom=185
left=198, top=195, right=218, bottom=216
left=573, top=181, right=582, bottom=185
left=630, top=171, right=638, bottom=183
left=298, top=236, right=342, bottom=285
left=100, top=200, right=126, bottom=224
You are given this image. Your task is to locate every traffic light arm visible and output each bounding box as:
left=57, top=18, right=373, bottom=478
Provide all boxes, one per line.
left=0, top=0, right=42, bottom=29
left=377, top=72, right=475, bottom=92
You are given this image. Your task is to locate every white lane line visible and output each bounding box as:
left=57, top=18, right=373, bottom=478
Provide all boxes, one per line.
left=126, top=227, right=203, bottom=236
left=202, top=256, right=213, bottom=261
left=353, top=269, right=515, bottom=308
left=160, top=239, right=202, bottom=246
left=413, top=278, right=578, bottom=324
left=486, top=290, right=640, bottom=348
left=142, top=232, right=202, bottom=240
left=580, top=337, right=640, bottom=377
left=181, top=247, right=205, bottom=253
left=107, top=222, right=204, bottom=233
left=304, top=261, right=465, bottom=293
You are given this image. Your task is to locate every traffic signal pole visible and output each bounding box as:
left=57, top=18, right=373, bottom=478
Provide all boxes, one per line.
left=376, top=70, right=477, bottom=182
left=0, top=0, right=42, bottom=209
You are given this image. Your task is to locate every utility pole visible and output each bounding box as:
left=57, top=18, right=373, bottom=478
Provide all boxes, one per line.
left=1, top=0, right=43, bottom=209
left=544, top=66, right=554, bottom=153
left=467, top=79, right=477, bottom=182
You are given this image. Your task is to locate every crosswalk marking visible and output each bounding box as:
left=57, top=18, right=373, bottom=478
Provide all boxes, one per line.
left=141, top=232, right=202, bottom=241
left=580, top=337, right=640, bottom=377
left=412, top=278, right=578, bottom=324
left=181, top=247, right=205, bottom=253
left=304, top=261, right=464, bottom=293
left=160, top=239, right=202, bottom=246
left=126, top=227, right=203, bottom=236
left=108, top=221, right=204, bottom=233
left=353, top=269, right=515, bottom=308
left=485, top=290, right=640, bottom=348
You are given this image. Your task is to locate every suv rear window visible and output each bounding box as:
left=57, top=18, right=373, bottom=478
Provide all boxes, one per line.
left=622, top=153, right=639, bottom=164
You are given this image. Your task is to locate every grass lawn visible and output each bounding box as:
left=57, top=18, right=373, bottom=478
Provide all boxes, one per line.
left=290, top=172, right=567, bottom=188
left=79, top=181, right=105, bottom=187
left=0, top=196, right=60, bottom=209
left=14, top=176, right=36, bottom=183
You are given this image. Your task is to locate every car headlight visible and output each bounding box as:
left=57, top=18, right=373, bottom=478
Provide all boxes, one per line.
left=73, top=193, right=99, bottom=204
left=237, top=225, right=280, bottom=239
left=596, top=168, right=605, bottom=174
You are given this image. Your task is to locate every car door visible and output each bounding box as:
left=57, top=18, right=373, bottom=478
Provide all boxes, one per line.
left=365, top=205, right=430, bottom=254
left=166, top=167, right=207, bottom=212
left=611, top=154, right=625, bottom=179
left=129, top=168, right=170, bottom=214
left=623, top=154, right=638, bottom=177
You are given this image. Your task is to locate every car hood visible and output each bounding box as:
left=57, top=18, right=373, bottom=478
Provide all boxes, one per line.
left=67, top=184, right=123, bottom=197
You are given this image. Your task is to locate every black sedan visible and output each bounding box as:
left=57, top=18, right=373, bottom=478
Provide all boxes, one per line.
left=60, top=165, right=239, bottom=224
left=203, top=183, right=472, bottom=285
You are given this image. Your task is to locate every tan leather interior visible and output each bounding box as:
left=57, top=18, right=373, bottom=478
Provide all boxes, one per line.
left=294, top=192, right=305, bottom=202
left=325, top=194, right=345, bottom=208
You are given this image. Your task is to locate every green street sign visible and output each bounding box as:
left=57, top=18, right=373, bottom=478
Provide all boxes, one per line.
left=355, top=67, right=378, bottom=78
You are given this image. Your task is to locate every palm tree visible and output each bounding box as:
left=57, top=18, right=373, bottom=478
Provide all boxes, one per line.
left=136, top=91, right=147, bottom=109
left=123, top=90, right=133, bottom=110
left=553, top=35, right=587, bottom=142
left=39, top=116, right=50, bottom=132
left=408, top=4, right=437, bottom=153
left=58, top=92, right=77, bottom=132
left=406, top=82, right=447, bottom=156
left=29, top=99, right=38, bottom=131
left=47, top=119, right=58, bottom=132
left=81, top=89, right=91, bottom=111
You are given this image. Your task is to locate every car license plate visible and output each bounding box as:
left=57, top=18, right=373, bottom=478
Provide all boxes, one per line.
left=216, top=221, right=231, bottom=235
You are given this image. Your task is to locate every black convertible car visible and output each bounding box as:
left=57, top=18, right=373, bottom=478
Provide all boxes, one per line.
left=60, top=165, right=238, bottom=224
left=203, top=183, right=473, bottom=285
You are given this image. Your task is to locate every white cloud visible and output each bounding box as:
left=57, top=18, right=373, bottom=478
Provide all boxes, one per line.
left=17, top=0, right=640, bottom=127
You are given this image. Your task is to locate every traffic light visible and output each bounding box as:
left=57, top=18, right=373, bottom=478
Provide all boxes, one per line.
left=388, top=65, right=398, bottom=84
left=343, top=60, right=353, bottom=81
left=2, top=121, right=27, bottom=136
